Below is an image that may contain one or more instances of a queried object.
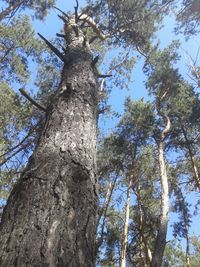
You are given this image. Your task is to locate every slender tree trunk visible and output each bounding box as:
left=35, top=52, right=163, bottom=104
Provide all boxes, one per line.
left=0, top=19, right=98, bottom=266
left=151, top=96, right=170, bottom=267
left=95, top=174, right=119, bottom=255
left=181, top=125, right=200, bottom=190
left=120, top=177, right=132, bottom=267
left=173, top=185, right=191, bottom=267
left=181, top=188, right=190, bottom=267
left=185, top=224, right=190, bottom=267
left=151, top=137, right=169, bottom=267
left=135, top=184, right=152, bottom=266
left=97, top=181, right=112, bottom=225
left=138, top=202, right=148, bottom=267
left=144, top=239, right=153, bottom=266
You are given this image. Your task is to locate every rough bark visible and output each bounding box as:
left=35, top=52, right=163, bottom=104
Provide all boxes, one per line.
left=150, top=96, right=170, bottom=267
left=0, top=19, right=98, bottom=267
left=120, top=177, right=132, bottom=267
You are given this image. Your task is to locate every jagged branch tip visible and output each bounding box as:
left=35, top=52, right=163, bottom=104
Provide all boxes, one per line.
left=53, top=6, right=70, bottom=19
left=38, top=33, right=67, bottom=63
left=74, top=0, right=79, bottom=23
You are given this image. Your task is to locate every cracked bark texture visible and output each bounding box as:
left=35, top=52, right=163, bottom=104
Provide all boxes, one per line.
left=0, top=31, right=98, bottom=266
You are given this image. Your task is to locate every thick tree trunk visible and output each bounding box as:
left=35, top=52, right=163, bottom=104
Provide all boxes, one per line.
left=0, top=25, right=98, bottom=266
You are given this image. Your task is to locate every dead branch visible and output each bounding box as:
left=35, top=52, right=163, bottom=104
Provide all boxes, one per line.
left=19, top=88, right=46, bottom=112
left=74, top=0, right=79, bottom=23
left=38, top=33, right=67, bottom=63
left=57, top=14, right=68, bottom=24
left=53, top=6, right=69, bottom=19
left=56, top=33, right=66, bottom=38
left=98, top=74, right=112, bottom=78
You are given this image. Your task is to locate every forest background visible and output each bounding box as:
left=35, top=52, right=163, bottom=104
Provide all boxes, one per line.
left=0, top=0, right=200, bottom=266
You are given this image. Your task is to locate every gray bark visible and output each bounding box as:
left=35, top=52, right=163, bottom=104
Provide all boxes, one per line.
left=0, top=25, right=98, bottom=266
left=150, top=138, right=169, bottom=267
left=150, top=95, right=170, bottom=267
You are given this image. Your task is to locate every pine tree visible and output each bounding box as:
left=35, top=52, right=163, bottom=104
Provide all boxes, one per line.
left=0, top=10, right=100, bottom=266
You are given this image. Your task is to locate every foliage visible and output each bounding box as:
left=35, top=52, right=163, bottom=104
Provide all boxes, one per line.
left=0, top=15, right=44, bottom=84
left=86, top=0, right=165, bottom=50
left=0, top=0, right=56, bottom=21
left=175, top=0, right=200, bottom=36
left=163, top=237, right=200, bottom=267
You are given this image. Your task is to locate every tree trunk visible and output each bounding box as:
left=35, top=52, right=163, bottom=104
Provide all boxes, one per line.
left=185, top=224, right=190, bottom=267
left=150, top=139, right=169, bottom=267
left=120, top=177, right=132, bottom=267
left=138, top=198, right=148, bottom=267
left=181, top=125, right=200, bottom=190
left=151, top=97, right=170, bottom=267
left=0, top=22, right=98, bottom=266
left=135, top=183, right=152, bottom=266
left=95, top=175, right=119, bottom=257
